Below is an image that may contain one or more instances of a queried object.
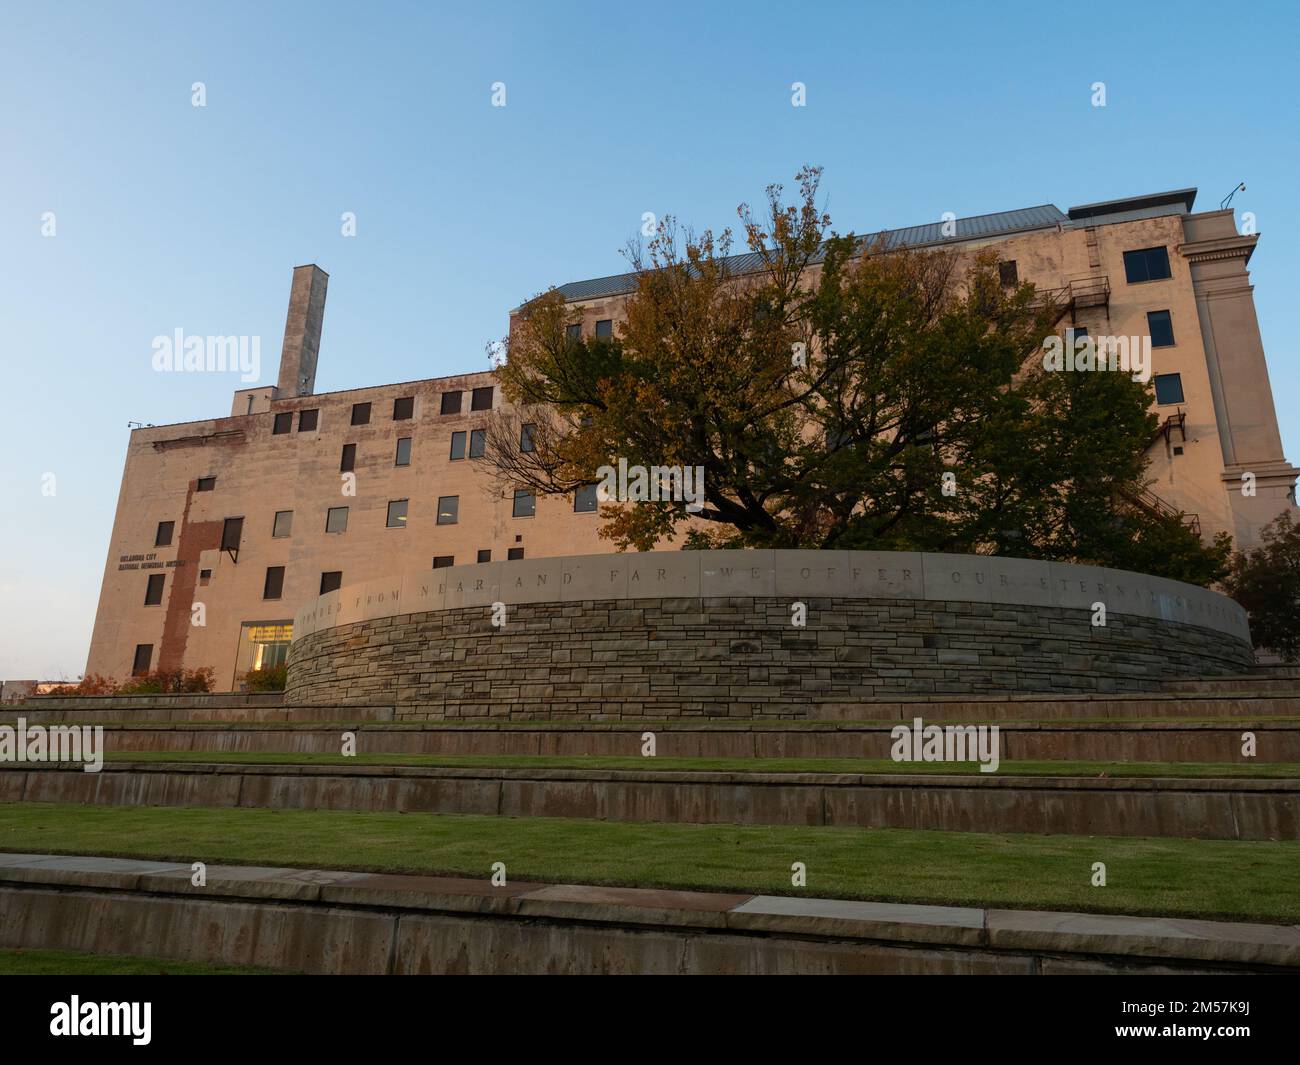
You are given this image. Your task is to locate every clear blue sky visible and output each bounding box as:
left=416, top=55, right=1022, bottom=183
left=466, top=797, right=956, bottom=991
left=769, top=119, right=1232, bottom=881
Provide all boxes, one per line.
left=1, top=0, right=1297, bottom=680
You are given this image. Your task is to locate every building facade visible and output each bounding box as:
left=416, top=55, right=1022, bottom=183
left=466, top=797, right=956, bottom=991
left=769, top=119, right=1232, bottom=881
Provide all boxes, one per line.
left=84, top=188, right=1296, bottom=689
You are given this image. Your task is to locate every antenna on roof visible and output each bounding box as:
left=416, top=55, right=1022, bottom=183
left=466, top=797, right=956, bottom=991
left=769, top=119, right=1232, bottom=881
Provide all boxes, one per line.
left=1220, top=182, right=1246, bottom=210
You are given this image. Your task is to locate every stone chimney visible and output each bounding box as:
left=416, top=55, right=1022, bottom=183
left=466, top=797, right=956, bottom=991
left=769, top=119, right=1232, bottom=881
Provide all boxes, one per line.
left=277, top=264, right=328, bottom=397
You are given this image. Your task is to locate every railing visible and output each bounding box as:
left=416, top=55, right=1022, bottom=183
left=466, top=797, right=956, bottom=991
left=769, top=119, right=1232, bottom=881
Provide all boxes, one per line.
left=1120, top=485, right=1201, bottom=537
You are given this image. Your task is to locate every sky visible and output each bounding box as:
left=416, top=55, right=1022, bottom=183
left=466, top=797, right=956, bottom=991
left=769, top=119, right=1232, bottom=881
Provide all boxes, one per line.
left=1, top=0, right=1297, bottom=680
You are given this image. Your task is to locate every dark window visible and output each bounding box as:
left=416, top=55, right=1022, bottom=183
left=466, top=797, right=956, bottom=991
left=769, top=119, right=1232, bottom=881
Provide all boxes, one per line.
left=393, top=396, right=414, bottom=420
left=437, top=496, right=459, bottom=525
left=1123, top=246, right=1172, bottom=284
left=1148, top=309, right=1175, bottom=347
left=477, top=549, right=491, bottom=563
left=132, top=644, right=153, bottom=676
left=351, top=402, right=371, bottom=425
left=144, top=573, right=165, bottom=606
left=449, top=431, right=466, bottom=460
left=197, top=476, right=216, bottom=492
left=155, top=520, right=174, bottom=547
left=512, top=490, right=535, bottom=518
left=199, top=568, right=211, bottom=580
left=273, top=412, right=292, bottom=435
left=520, top=424, right=536, bottom=453
left=298, top=408, right=319, bottom=432
left=272, top=510, right=293, bottom=538
left=471, top=386, right=493, bottom=411
left=221, top=517, right=243, bottom=552
left=1173, top=445, right=1184, bottom=455
left=320, top=571, right=342, bottom=594
left=340, top=443, right=356, bottom=472
left=386, top=499, right=408, bottom=528
left=440, top=391, right=462, bottom=415
left=263, top=566, right=285, bottom=599
left=469, top=428, right=486, bottom=458
left=326, top=506, right=349, bottom=533
left=595, top=319, right=613, bottom=339
left=1154, top=373, right=1185, bottom=405
left=998, top=261, right=1018, bottom=287
left=432, top=556, right=455, bottom=569
left=507, top=547, right=525, bottom=560
left=1069, top=326, right=1089, bottom=340
left=395, top=437, right=412, bottom=466
left=574, top=484, right=599, bottom=513
left=565, top=323, right=581, bottom=341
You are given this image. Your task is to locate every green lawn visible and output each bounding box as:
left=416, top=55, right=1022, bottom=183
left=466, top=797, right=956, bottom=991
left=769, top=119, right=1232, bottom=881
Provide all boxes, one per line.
left=0, top=948, right=277, bottom=975
left=0, top=802, right=1296, bottom=924
left=98, top=750, right=1300, bottom=778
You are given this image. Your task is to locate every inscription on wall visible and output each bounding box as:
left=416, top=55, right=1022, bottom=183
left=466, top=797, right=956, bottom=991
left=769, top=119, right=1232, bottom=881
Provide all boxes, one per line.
left=118, top=552, right=185, bottom=572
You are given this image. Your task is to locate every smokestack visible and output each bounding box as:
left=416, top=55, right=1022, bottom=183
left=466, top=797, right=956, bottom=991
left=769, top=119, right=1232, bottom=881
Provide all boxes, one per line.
left=277, top=264, right=328, bottom=397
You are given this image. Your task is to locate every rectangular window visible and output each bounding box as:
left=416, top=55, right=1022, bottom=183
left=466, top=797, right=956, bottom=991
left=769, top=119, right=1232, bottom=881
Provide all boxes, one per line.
left=1123, top=246, right=1172, bottom=284
left=395, top=437, right=412, bottom=466
left=320, top=571, right=342, bottom=594
left=477, top=549, right=491, bottom=563
left=298, top=408, right=319, bottom=432
left=351, top=402, right=371, bottom=425
left=199, top=569, right=211, bottom=580
left=132, top=644, right=153, bottom=676
left=520, top=423, right=536, bottom=453
left=263, top=565, right=285, bottom=600
left=221, top=517, right=243, bottom=552
left=512, top=490, right=535, bottom=518
left=386, top=499, right=408, bottom=528
left=437, top=496, right=459, bottom=525
left=449, top=431, right=466, bottom=460
left=432, top=556, right=454, bottom=569
left=1154, top=373, right=1185, bottom=405
left=144, top=573, right=165, bottom=606
left=272, top=510, right=293, bottom=538
left=1148, top=309, right=1175, bottom=347
left=340, top=443, right=356, bottom=472
left=197, top=476, right=216, bottom=492
left=155, top=520, right=174, bottom=547
left=326, top=506, right=349, bottom=533
left=440, top=390, right=462, bottom=415
left=595, top=319, right=613, bottom=339
left=393, top=396, right=414, bottom=420
left=565, top=323, right=581, bottom=340
left=998, top=261, right=1018, bottom=287
left=469, top=428, right=486, bottom=458
left=574, top=484, right=598, bottom=512
left=273, top=412, right=292, bottom=435
left=471, top=386, right=493, bottom=411
left=507, top=547, right=525, bottom=560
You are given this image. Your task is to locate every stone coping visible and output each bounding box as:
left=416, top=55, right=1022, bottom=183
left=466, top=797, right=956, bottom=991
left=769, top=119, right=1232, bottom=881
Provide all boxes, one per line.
left=290, top=549, right=1251, bottom=643
left=0, top=852, right=1295, bottom=967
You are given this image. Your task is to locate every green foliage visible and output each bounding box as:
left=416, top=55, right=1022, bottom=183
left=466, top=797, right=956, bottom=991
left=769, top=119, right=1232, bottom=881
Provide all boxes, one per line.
left=243, top=664, right=287, bottom=692
left=1224, top=510, right=1300, bottom=660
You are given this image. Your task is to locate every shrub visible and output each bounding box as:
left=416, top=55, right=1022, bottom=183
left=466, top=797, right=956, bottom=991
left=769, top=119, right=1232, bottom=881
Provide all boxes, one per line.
left=243, top=664, right=287, bottom=692
left=39, top=673, right=120, bottom=697
left=1223, top=510, right=1300, bottom=662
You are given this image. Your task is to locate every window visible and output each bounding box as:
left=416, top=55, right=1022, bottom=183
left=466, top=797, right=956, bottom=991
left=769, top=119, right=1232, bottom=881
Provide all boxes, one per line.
left=386, top=499, right=408, bottom=528
left=565, top=323, right=581, bottom=340
left=449, top=431, right=466, bottom=460
left=340, top=443, right=356, bottom=472
left=440, top=391, right=462, bottom=415
left=351, top=402, right=371, bottom=425
left=1123, top=246, right=1172, bottom=284
left=273, top=412, right=292, bottom=435
left=395, top=437, right=412, bottom=466
left=520, top=424, right=536, bottom=453
left=1147, top=309, right=1175, bottom=347
left=132, top=644, right=153, bottom=676
left=326, top=506, right=349, bottom=533
left=197, top=476, right=216, bottom=492
left=477, top=549, right=491, bottom=563
left=512, top=490, right=535, bottom=518
left=1069, top=326, right=1089, bottom=340
left=393, top=396, right=414, bottom=420
left=144, top=573, right=165, bottom=606
left=471, top=386, right=493, bottom=411
left=263, top=566, right=285, bottom=600
left=155, top=520, right=174, bottom=547
left=595, top=319, right=613, bottom=339
left=199, top=568, right=212, bottom=580
left=272, top=510, right=293, bottom=538
left=1154, top=373, right=1185, bottom=405
left=432, top=556, right=455, bottom=569
left=298, top=408, right=319, bottom=432
left=320, top=571, right=342, bottom=594
left=437, top=496, right=459, bottom=525
left=998, top=261, right=1018, bottom=287
left=507, top=547, right=524, bottom=560
left=221, top=517, right=243, bottom=552
left=469, top=428, right=486, bottom=458
left=574, top=484, right=598, bottom=513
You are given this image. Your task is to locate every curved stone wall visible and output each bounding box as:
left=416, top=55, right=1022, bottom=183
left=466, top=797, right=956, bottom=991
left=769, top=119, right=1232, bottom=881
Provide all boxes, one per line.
left=285, top=551, right=1253, bottom=719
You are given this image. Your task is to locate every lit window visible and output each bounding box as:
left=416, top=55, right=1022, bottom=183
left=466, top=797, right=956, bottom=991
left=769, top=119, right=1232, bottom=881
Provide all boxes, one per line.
left=437, top=496, right=459, bottom=525
left=386, top=499, right=408, bottom=528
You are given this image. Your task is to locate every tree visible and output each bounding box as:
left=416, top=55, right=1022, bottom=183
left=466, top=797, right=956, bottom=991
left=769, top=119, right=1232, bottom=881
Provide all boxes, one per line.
left=1223, top=510, right=1300, bottom=661
left=488, top=166, right=1229, bottom=586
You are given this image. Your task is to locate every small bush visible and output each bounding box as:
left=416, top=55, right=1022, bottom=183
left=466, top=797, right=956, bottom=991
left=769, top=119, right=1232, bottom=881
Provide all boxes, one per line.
left=39, top=674, right=120, bottom=697
left=243, top=665, right=287, bottom=692
left=1223, top=510, right=1300, bottom=662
